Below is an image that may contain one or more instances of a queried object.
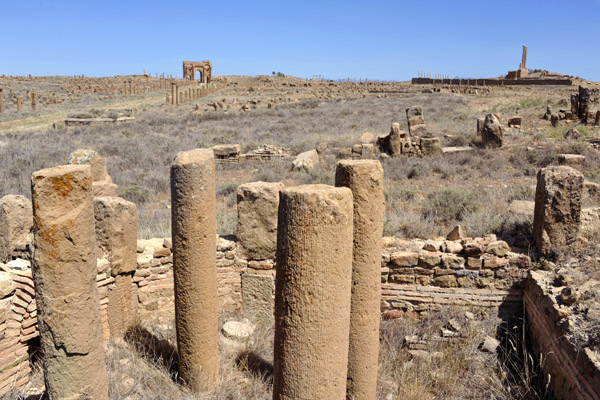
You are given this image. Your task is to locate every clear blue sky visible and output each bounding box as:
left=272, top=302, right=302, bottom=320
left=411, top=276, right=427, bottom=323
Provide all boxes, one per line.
left=1, top=0, right=599, bottom=81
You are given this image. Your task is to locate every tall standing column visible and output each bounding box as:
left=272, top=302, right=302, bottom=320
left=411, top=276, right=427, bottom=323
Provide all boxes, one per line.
left=335, top=160, right=384, bottom=400
left=171, top=83, right=176, bottom=105
left=171, top=149, right=218, bottom=392
left=31, top=165, right=109, bottom=400
left=273, top=184, right=354, bottom=400
left=31, top=91, right=37, bottom=111
left=17, top=97, right=22, bottom=113
left=0, top=89, right=4, bottom=113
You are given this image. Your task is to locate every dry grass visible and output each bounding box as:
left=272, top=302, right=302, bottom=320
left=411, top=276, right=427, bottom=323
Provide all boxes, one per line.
left=5, top=306, right=544, bottom=399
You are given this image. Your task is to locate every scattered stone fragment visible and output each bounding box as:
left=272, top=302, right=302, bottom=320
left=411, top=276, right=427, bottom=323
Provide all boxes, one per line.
left=481, top=114, right=503, bottom=148
left=559, top=287, right=578, bottom=306
left=480, top=336, right=500, bottom=353
left=446, top=225, right=464, bottom=241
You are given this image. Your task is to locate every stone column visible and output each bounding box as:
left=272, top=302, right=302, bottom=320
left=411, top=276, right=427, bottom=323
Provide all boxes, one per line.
left=335, top=160, right=384, bottom=400
left=166, top=92, right=170, bottom=104
left=533, top=166, right=583, bottom=256
left=31, top=165, right=109, bottom=400
left=579, top=86, right=590, bottom=123
left=171, top=83, right=176, bottom=105
left=0, top=89, right=4, bottom=113
left=273, top=184, right=354, bottom=400
left=31, top=91, right=37, bottom=111
left=94, top=196, right=138, bottom=337
left=16, top=97, right=22, bottom=113
left=170, top=149, right=218, bottom=392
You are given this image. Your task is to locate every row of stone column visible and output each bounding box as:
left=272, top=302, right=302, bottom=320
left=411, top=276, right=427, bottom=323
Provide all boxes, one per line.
left=0, top=89, right=37, bottom=113
left=168, top=83, right=208, bottom=106
left=170, top=150, right=384, bottom=399
left=122, top=80, right=165, bottom=98
left=30, top=149, right=383, bottom=399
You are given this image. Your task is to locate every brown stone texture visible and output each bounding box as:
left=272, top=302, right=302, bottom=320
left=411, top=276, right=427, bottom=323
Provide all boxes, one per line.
left=533, top=166, right=583, bottom=255
left=406, top=105, right=426, bottom=136
left=170, top=149, right=218, bottom=392
left=420, top=137, right=441, bottom=155
left=68, top=149, right=118, bottom=197
left=241, top=273, right=274, bottom=319
left=0, top=195, right=33, bottom=263
left=335, top=160, right=384, bottom=400
left=94, top=196, right=137, bottom=276
left=388, top=122, right=404, bottom=155
left=481, top=113, right=503, bottom=148
left=107, top=274, right=137, bottom=337
left=236, top=181, right=283, bottom=260
left=579, top=86, right=590, bottom=121
left=273, top=184, right=353, bottom=400
left=31, top=165, right=108, bottom=400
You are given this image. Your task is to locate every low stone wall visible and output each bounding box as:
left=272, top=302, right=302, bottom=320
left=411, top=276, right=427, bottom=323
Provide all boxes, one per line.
left=0, top=261, right=36, bottom=394
left=525, top=272, right=600, bottom=400
left=411, top=77, right=573, bottom=86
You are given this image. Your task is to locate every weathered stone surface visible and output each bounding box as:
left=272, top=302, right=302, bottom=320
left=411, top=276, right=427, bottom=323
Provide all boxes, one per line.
left=481, top=336, right=500, bottom=353
left=171, top=149, right=218, bottom=392
left=507, top=116, right=522, bottom=127
left=0, top=272, right=16, bottom=298
left=69, top=149, right=118, bottom=196
left=391, top=251, right=419, bottom=267
left=335, top=160, right=384, bottom=400
left=31, top=165, right=108, bottom=400
left=236, top=182, right=283, bottom=260
left=274, top=184, right=353, bottom=400
left=221, top=321, right=255, bottom=341
left=94, top=197, right=137, bottom=276
left=485, top=241, right=510, bottom=257
left=211, top=144, right=241, bottom=158
left=0, top=195, right=33, bottom=263
left=241, top=273, right=274, bottom=319
left=446, top=225, right=464, bottom=241
left=292, top=149, right=319, bottom=172
left=481, top=114, right=503, bottom=148
left=420, top=137, right=441, bottom=156
left=406, top=105, right=426, bottom=136
left=564, top=128, right=581, bottom=140
left=533, top=166, right=584, bottom=255
left=558, top=154, right=585, bottom=169
left=107, top=274, right=137, bottom=337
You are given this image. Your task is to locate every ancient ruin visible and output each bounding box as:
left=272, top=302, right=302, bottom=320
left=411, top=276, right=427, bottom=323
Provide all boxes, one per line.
left=273, top=185, right=354, bottom=400
left=31, top=165, right=108, bottom=400
left=182, top=60, right=212, bottom=83
left=335, top=160, right=385, bottom=400
left=170, top=149, right=218, bottom=392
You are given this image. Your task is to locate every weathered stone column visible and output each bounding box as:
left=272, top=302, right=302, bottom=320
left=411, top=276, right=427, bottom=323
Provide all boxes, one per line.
left=31, top=165, right=109, bottom=400
left=533, top=166, right=584, bottom=256
left=171, top=149, right=218, bottom=392
left=171, top=83, right=176, bottom=105
left=94, top=196, right=138, bottom=337
left=31, top=91, right=37, bottom=111
left=273, top=184, right=354, bottom=400
left=579, top=86, right=590, bottom=122
left=16, top=97, right=22, bottom=113
left=0, top=89, right=4, bottom=113
left=335, top=160, right=384, bottom=400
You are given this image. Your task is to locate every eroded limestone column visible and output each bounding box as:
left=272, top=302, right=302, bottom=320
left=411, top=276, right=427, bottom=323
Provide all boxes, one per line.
left=94, top=196, right=138, bottom=337
left=171, top=149, right=218, bottom=392
left=16, top=97, right=22, bottom=113
left=335, top=160, right=384, bottom=400
left=273, top=184, right=354, bottom=400
left=0, top=89, right=5, bottom=113
left=31, top=165, right=109, bottom=400
left=171, top=83, right=176, bottom=105
left=31, top=91, right=37, bottom=111
left=533, top=166, right=583, bottom=256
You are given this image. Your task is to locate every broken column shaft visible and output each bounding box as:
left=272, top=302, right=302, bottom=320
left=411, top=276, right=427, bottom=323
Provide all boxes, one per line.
left=170, top=149, right=218, bottom=392
left=335, top=160, right=384, bottom=400
left=273, top=184, right=354, bottom=400
left=31, top=165, right=109, bottom=400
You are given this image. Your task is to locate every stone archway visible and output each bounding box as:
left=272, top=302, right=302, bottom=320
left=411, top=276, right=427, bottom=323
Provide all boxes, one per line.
left=183, top=60, right=212, bottom=83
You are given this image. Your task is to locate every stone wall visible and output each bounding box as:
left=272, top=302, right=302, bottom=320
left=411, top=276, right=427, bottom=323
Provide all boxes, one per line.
left=411, top=77, right=573, bottom=86
left=525, top=272, right=600, bottom=400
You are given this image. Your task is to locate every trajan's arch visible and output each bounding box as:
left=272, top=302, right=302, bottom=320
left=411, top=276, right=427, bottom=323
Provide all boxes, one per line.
left=183, top=60, right=212, bottom=83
